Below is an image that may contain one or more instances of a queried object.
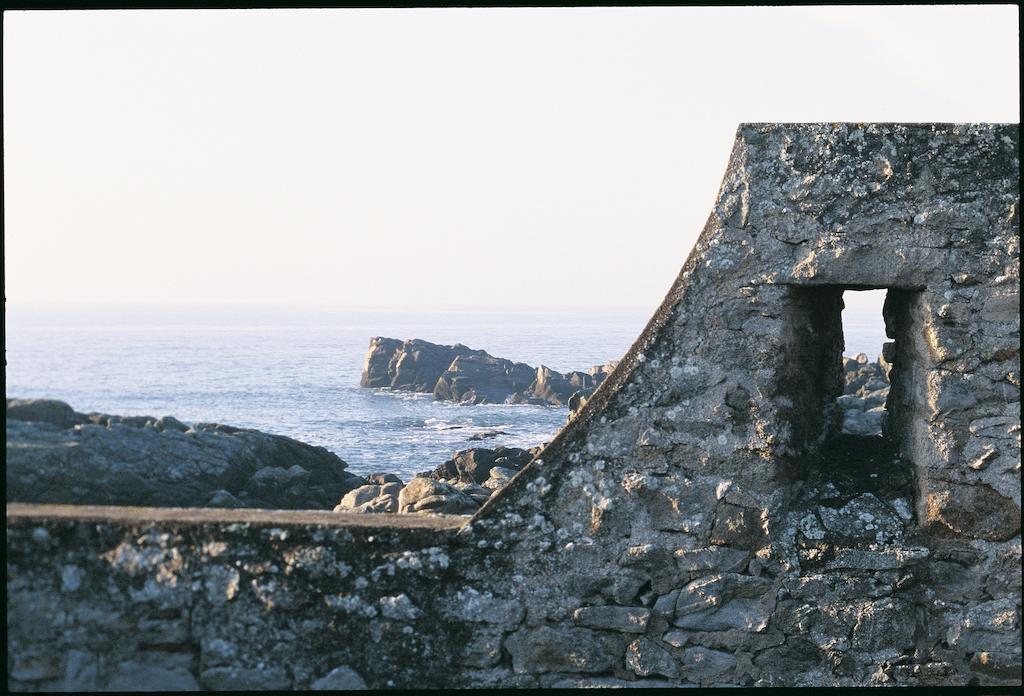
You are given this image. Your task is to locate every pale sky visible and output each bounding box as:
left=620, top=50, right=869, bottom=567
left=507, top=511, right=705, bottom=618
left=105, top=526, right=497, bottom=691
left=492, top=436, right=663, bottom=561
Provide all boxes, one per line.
left=3, top=6, right=1019, bottom=309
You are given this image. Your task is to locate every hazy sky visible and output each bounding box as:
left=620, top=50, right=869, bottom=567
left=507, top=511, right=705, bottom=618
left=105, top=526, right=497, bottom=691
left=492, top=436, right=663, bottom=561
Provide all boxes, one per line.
left=3, top=6, right=1019, bottom=309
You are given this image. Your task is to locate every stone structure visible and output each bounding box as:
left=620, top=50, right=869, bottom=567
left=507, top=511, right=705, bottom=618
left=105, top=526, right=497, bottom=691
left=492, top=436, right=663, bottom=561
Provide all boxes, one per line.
left=7, top=124, right=1020, bottom=689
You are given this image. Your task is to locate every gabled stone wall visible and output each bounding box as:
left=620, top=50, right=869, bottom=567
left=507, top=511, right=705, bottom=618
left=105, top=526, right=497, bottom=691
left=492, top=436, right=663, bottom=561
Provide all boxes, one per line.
left=7, top=124, right=1020, bottom=690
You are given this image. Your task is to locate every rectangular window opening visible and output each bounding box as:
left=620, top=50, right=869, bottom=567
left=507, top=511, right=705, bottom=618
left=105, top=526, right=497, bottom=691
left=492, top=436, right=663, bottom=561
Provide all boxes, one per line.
left=781, top=285, right=921, bottom=507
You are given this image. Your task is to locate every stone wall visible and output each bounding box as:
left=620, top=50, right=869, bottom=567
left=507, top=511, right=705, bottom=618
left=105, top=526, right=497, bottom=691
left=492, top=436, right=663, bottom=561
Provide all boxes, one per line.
left=7, top=506, right=473, bottom=691
left=7, top=124, right=1020, bottom=689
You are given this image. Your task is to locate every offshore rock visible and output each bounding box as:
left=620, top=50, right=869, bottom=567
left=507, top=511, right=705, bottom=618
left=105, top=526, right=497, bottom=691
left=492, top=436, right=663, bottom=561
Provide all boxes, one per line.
left=360, top=337, right=616, bottom=406
left=5, top=398, right=364, bottom=509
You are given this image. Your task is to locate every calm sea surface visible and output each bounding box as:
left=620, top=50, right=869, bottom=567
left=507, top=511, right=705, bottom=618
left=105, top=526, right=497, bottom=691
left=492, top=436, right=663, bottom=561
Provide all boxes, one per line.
left=5, top=299, right=886, bottom=479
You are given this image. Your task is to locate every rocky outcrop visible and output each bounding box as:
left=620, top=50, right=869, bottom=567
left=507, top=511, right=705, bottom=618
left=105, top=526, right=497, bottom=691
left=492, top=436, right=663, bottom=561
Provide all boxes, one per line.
left=836, top=353, right=891, bottom=436
left=5, top=399, right=365, bottom=510
left=360, top=337, right=617, bottom=406
left=333, top=446, right=539, bottom=516
left=361, top=338, right=487, bottom=391
left=419, top=445, right=537, bottom=484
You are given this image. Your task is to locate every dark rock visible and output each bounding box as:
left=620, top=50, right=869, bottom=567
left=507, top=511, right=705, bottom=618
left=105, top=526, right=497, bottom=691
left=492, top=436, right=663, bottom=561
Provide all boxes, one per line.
left=817, top=493, right=905, bottom=543
left=850, top=597, right=916, bottom=652
left=207, top=490, right=243, bottom=508
left=674, top=574, right=773, bottom=632
left=311, top=665, right=368, bottom=690
left=709, top=503, right=765, bottom=549
left=924, top=482, right=1021, bottom=541
left=397, top=477, right=478, bottom=514
left=434, top=354, right=536, bottom=404
left=680, top=646, right=736, bottom=683
left=360, top=337, right=618, bottom=406
left=626, top=637, right=680, bottom=678
left=573, top=605, right=651, bottom=633
left=424, top=446, right=533, bottom=485
left=568, top=390, right=589, bottom=417
left=106, top=661, right=200, bottom=691
left=366, top=472, right=403, bottom=485
left=199, top=666, right=290, bottom=691
left=6, top=398, right=83, bottom=428
left=6, top=399, right=364, bottom=510
left=841, top=408, right=886, bottom=437
left=969, top=651, right=1023, bottom=681
left=360, top=338, right=486, bottom=391
left=468, top=430, right=508, bottom=441
left=359, top=337, right=404, bottom=388
left=504, top=626, right=620, bottom=674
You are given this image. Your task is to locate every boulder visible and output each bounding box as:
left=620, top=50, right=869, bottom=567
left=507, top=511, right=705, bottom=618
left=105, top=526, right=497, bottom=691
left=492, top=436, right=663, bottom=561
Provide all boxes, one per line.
left=841, top=408, right=886, bottom=437
left=397, top=477, right=478, bottom=514
left=482, top=466, right=519, bottom=490
left=423, top=446, right=533, bottom=485
left=334, top=483, right=402, bottom=513
left=6, top=398, right=82, bottom=428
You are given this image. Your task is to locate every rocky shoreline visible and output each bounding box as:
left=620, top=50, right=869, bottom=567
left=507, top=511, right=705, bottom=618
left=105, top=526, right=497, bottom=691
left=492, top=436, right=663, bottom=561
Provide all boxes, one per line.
left=5, top=354, right=890, bottom=516
left=4, top=398, right=537, bottom=515
left=5, top=398, right=367, bottom=510
left=361, top=337, right=617, bottom=407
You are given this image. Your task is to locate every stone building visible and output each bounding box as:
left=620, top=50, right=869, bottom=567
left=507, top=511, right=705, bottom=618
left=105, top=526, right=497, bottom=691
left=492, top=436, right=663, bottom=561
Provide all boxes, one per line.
left=7, top=123, right=1020, bottom=689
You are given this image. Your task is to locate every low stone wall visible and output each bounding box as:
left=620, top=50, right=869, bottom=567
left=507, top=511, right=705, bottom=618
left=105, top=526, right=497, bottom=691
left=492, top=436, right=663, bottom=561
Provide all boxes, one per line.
left=7, top=506, right=473, bottom=691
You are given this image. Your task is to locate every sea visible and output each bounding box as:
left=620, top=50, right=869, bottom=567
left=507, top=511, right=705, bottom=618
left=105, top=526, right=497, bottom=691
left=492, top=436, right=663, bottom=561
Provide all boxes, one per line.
left=4, top=294, right=887, bottom=480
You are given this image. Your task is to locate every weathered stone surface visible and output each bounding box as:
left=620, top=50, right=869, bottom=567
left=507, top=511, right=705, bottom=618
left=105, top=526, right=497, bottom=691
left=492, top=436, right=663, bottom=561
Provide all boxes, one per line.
left=334, top=483, right=402, bottom=513
left=505, top=626, right=620, bottom=674
left=680, top=646, right=737, bottom=683
left=5, top=399, right=364, bottom=510
left=709, top=503, right=765, bottom=549
left=397, top=478, right=477, bottom=514
left=200, top=666, right=291, bottom=691
left=626, top=637, right=680, bottom=678
left=550, top=676, right=690, bottom=688
left=379, top=593, right=421, bottom=621
left=106, top=661, right=200, bottom=691
left=924, top=482, right=1021, bottom=541
left=311, top=665, right=368, bottom=690
left=850, top=597, right=916, bottom=652
left=573, top=605, right=650, bottom=633
left=674, top=546, right=749, bottom=575
left=673, top=574, right=772, bottom=632
left=817, top=493, right=905, bottom=543
left=440, top=587, right=525, bottom=627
